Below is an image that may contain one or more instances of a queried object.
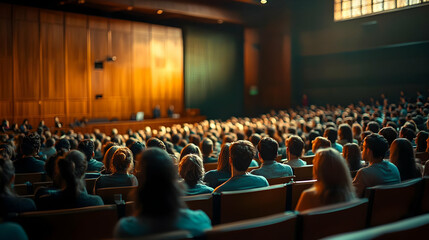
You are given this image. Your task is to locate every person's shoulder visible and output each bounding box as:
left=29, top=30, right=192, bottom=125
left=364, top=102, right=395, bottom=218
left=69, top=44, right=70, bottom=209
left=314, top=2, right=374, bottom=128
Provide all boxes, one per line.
left=248, top=173, right=269, bottom=184
left=179, top=208, right=211, bottom=225
left=115, top=216, right=147, bottom=238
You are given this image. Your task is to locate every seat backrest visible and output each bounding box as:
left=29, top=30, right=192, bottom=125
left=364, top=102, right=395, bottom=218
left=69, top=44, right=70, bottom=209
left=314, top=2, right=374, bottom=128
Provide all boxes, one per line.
left=217, top=184, right=287, bottom=224
left=140, top=230, right=193, bottom=240
left=205, top=212, right=297, bottom=240
left=293, top=165, right=313, bottom=181
left=13, top=183, right=31, bottom=195
left=287, top=180, right=317, bottom=211
left=32, top=181, right=53, bottom=194
left=267, top=176, right=295, bottom=186
left=420, top=176, right=429, bottom=214
left=85, top=178, right=97, bottom=195
left=365, top=178, right=423, bottom=227
left=14, top=173, right=46, bottom=184
left=16, top=204, right=118, bottom=240
left=322, top=213, right=429, bottom=240
left=301, top=155, right=315, bottom=165
left=204, top=163, right=218, bottom=172
left=415, top=152, right=429, bottom=164
left=298, top=199, right=369, bottom=240
left=182, top=194, right=213, bottom=221
left=246, top=167, right=259, bottom=172
left=96, top=186, right=137, bottom=204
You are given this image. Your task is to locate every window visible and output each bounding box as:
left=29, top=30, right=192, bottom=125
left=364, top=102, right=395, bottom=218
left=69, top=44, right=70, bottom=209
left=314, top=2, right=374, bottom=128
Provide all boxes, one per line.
left=334, top=0, right=429, bottom=21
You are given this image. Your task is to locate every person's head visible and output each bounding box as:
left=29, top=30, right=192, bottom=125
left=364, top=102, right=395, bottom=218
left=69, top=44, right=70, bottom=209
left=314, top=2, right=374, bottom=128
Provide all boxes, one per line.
left=171, top=134, right=182, bottom=145
left=313, top=148, right=355, bottom=204
left=399, top=127, right=416, bottom=143
left=179, top=154, right=204, bottom=187
left=323, top=127, right=338, bottom=145
left=55, top=138, right=71, bottom=155
left=389, top=138, right=419, bottom=181
left=378, top=126, right=398, bottom=146
left=78, top=138, right=96, bottom=161
left=286, top=135, right=304, bottom=158
left=312, top=137, right=331, bottom=154
left=111, top=147, right=134, bottom=174
left=229, top=140, right=256, bottom=172
left=180, top=143, right=202, bottom=161
left=135, top=148, right=182, bottom=230
left=338, top=124, right=353, bottom=143
left=416, top=131, right=429, bottom=152
left=45, top=138, right=55, bottom=148
left=362, top=134, right=389, bottom=163
left=0, top=154, right=15, bottom=197
left=257, top=137, right=278, bottom=162
left=352, top=123, right=362, bottom=139
left=217, top=142, right=231, bottom=173
left=199, top=138, right=213, bottom=157
left=249, top=133, right=261, bottom=147
left=146, top=137, right=166, bottom=151
left=21, top=133, right=41, bottom=156
left=103, top=145, right=121, bottom=174
left=189, top=134, right=201, bottom=146
left=57, top=150, right=87, bottom=201
left=342, top=143, right=362, bottom=171
left=366, top=121, right=380, bottom=133
left=129, top=141, right=145, bottom=160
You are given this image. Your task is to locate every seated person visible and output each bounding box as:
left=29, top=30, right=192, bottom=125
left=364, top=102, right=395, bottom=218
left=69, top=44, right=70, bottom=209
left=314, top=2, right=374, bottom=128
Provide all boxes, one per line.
left=251, top=137, right=293, bottom=179
left=200, top=138, right=217, bottom=163
left=94, top=147, right=138, bottom=191
left=342, top=143, right=364, bottom=172
left=312, top=136, right=331, bottom=154
left=284, top=135, right=307, bottom=168
left=0, top=152, right=36, bottom=216
left=353, top=134, right=401, bottom=197
left=179, top=154, right=213, bottom=195
left=39, top=138, right=56, bottom=161
left=36, top=150, right=103, bottom=210
left=78, top=139, right=104, bottom=172
left=0, top=222, right=28, bottom=240
left=102, top=145, right=120, bottom=175
left=389, top=138, right=422, bottom=181
left=203, top=143, right=232, bottom=188
left=323, top=127, right=343, bottom=153
left=213, top=140, right=269, bottom=193
left=13, top=133, right=45, bottom=173
left=296, top=148, right=356, bottom=211
left=114, top=148, right=211, bottom=238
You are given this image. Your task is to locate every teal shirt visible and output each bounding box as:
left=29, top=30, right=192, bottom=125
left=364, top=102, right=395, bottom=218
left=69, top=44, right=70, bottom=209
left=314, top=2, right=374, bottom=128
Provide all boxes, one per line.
left=185, top=183, right=214, bottom=195
left=213, top=173, right=269, bottom=193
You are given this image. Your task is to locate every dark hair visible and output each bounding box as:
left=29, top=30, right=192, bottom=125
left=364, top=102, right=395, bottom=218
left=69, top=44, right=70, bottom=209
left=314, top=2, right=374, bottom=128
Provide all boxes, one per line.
left=57, top=150, right=87, bottom=206
left=200, top=138, right=213, bottom=156
left=338, top=124, right=354, bottom=144
left=146, top=137, right=166, bottom=151
left=257, top=137, right=278, bottom=161
left=366, top=121, right=380, bottom=133
left=129, top=141, right=146, bottom=160
left=229, top=140, right=255, bottom=172
left=180, top=143, right=202, bottom=161
left=45, top=138, right=55, bottom=148
left=77, top=139, right=94, bottom=162
left=217, top=143, right=231, bottom=173
left=111, top=147, right=133, bottom=173
left=172, top=134, right=182, bottom=145
left=399, top=127, right=416, bottom=143
left=364, top=134, right=389, bottom=159
left=0, top=155, right=15, bottom=197
left=56, top=138, right=71, bottom=154
left=249, top=133, right=261, bottom=147
left=342, top=143, right=363, bottom=171
left=287, top=135, right=304, bottom=157
left=416, top=131, right=429, bottom=152
left=323, top=127, right=338, bottom=145
left=189, top=134, right=201, bottom=146
left=390, top=138, right=420, bottom=181
left=135, top=148, right=182, bottom=232
left=179, top=154, right=204, bottom=187
left=21, top=133, right=41, bottom=156
left=378, top=126, right=398, bottom=146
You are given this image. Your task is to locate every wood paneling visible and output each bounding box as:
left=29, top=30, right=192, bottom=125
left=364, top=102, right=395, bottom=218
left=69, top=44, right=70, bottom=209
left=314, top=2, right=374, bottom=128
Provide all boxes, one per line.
left=2, top=5, right=184, bottom=127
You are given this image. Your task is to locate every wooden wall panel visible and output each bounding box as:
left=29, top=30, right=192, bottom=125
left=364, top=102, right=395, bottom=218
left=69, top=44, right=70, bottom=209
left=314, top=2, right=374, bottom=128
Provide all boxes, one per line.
left=0, top=4, right=13, bottom=101
left=0, top=101, right=13, bottom=119
left=166, top=27, right=184, bottom=113
left=69, top=100, right=88, bottom=116
left=42, top=100, right=65, bottom=117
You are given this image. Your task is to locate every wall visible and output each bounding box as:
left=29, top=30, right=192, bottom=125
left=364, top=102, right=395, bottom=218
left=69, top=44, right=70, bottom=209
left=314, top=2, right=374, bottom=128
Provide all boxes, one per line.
left=183, top=24, right=244, bottom=120
left=0, top=4, right=183, bottom=126
left=291, top=1, right=429, bottom=106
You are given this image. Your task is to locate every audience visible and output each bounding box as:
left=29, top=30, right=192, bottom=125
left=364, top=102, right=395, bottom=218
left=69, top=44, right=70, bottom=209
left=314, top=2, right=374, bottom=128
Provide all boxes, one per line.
left=353, top=134, right=401, bottom=197
left=179, top=154, right=214, bottom=195
left=342, top=143, right=364, bottom=172
left=13, top=133, right=45, bottom=173
left=203, top=143, right=232, bottom=188
left=251, top=137, right=293, bottom=179
left=214, top=140, right=268, bottom=193
left=78, top=140, right=104, bottom=172
left=389, top=138, right=422, bottom=181
left=114, top=148, right=211, bottom=237
left=284, top=135, right=306, bottom=167
left=200, top=138, right=217, bottom=163
left=296, top=148, right=356, bottom=211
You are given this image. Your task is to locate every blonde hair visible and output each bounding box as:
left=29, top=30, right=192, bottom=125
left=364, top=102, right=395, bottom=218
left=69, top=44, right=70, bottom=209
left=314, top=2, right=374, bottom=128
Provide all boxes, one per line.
left=312, top=136, right=331, bottom=154
left=178, top=154, right=204, bottom=187
left=313, top=148, right=356, bottom=205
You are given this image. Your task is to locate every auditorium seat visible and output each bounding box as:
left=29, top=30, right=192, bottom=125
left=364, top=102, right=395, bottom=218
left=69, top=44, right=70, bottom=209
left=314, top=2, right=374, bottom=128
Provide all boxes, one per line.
left=364, top=178, right=423, bottom=227
left=415, top=152, right=429, bottom=163
left=301, top=155, right=315, bottom=165
left=203, top=163, right=218, bottom=172
left=322, top=213, right=429, bottom=240
left=32, top=181, right=53, bottom=194
left=205, top=212, right=297, bottom=240
left=13, top=183, right=31, bottom=195
left=96, top=186, right=137, bottom=204
left=182, top=193, right=214, bottom=222
left=297, top=199, right=368, bottom=240
left=136, top=230, right=193, bottom=240
left=292, top=165, right=313, bottom=181
left=15, top=204, right=119, bottom=240
left=420, top=176, right=429, bottom=214
left=14, top=173, right=47, bottom=184
left=286, top=180, right=317, bottom=211
left=215, top=184, right=287, bottom=224
left=85, top=178, right=97, bottom=195
left=267, top=176, right=295, bottom=185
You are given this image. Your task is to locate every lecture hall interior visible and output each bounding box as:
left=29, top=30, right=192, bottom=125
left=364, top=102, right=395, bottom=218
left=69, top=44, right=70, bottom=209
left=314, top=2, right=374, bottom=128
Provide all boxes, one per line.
left=0, top=0, right=429, bottom=239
